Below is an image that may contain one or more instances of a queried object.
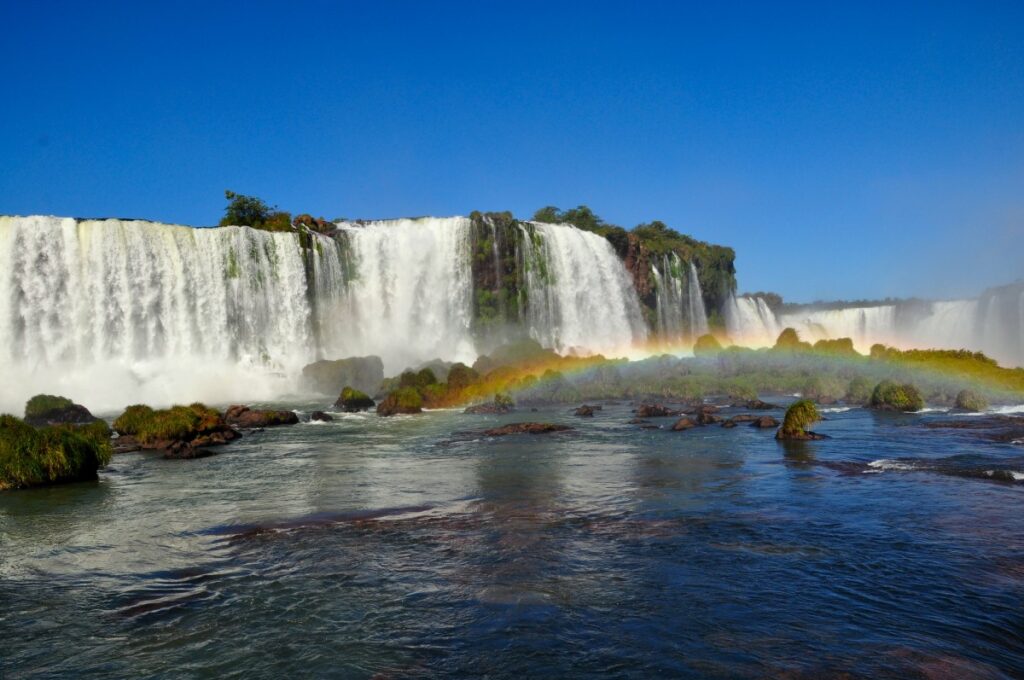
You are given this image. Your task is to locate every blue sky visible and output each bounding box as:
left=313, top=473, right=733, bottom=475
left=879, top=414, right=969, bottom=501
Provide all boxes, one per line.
left=2, top=1, right=1022, bottom=302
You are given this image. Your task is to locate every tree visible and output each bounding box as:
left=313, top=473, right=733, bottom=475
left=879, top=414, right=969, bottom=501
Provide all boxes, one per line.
left=219, top=190, right=292, bottom=231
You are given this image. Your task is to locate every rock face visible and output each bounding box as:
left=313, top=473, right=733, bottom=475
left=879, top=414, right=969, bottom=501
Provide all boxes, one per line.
left=301, top=356, right=384, bottom=395
left=224, top=405, right=299, bottom=429
left=635, top=404, right=679, bottom=418
left=334, top=387, right=375, bottom=412
left=23, top=394, right=100, bottom=427
left=482, top=423, right=572, bottom=436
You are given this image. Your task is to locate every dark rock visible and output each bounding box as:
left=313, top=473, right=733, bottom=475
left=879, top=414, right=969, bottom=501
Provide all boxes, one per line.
left=635, top=404, right=679, bottom=418
left=310, top=411, right=333, bottom=422
left=464, top=395, right=515, bottom=414
left=163, top=447, right=218, bottom=460
left=727, top=414, right=759, bottom=423
left=627, top=418, right=651, bottom=425
left=775, top=430, right=829, bottom=441
left=300, top=356, right=384, bottom=395
left=334, top=386, right=375, bottom=412
left=482, top=423, right=572, bottom=436
left=225, top=405, right=299, bottom=429
left=671, top=417, right=698, bottom=431
left=112, top=434, right=141, bottom=454
left=751, top=416, right=780, bottom=428
left=695, top=411, right=722, bottom=425
left=741, top=399, right=780, bottom=410
left=721, top=420, right=738, bottom=429
left=574, top=405, right=597, bottom=417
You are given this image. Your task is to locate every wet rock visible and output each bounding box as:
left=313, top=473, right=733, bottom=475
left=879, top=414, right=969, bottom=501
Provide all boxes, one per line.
left=464, top=394, right=515, bottom=414
left=635, top=404, right=679, bottom=418
left=112, top=434, right=141, bottom=454
left=727, top=414, right=759, bottom=423
left=735, top=399, right=779, bottom=410
left=574, top=405, right=597, bottom=417
left=751, top=416, right=780, bottom=428
left=225, top=405, right=299, bottom=429
left=721, top=420, right=738, bottom=429
left=163, top=447, right=218, bottom=460
left=627, top=418, right=651, bottom=425
left=310, top=411, right=333, bottom=422
left=696, top=411, right=722, bottom=425
left=482, top=423, right=572, bottom=436
left=775, top=430, right=828, bottom=441
left=671, top=417, right=698, bottom=431
left=334, top=386, right=375, bottom=412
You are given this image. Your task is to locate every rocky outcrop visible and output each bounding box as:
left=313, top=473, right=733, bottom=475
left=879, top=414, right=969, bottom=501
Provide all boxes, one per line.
left=23, top=394, right=100, bottom=427
left=482, top=423, right=572, bottom=436
left=301, top=356, right=384, bottom=396
left=334, top=387, right=375, bottom=412
left=224, top=405, right=299, bottom=429
left=112, top=403, right=240, bottom=456
left=775, top=400, right=827, bottom=440
left=376, top=388, right=423, bottom=417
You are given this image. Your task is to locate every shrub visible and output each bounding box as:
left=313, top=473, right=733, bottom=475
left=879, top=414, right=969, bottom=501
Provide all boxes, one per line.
left=812, top=337, right=859, bottom=357
left=494, top=393, right=514, bottom=409
left=869, top=380, right=924, bottom=412
left=954, top=389, right=988, bottom=412
left=113, top=403, right=223, bottom=445
left=774, top=328, right=811, bottom=351
left=336, top=386, right=375, bottom=412
left=0, top=414, right=112, bottom=490
left=778, top=399, right=820, bottom=438
left=845, top=376, right=873, bottom=405
left=693, top=333, right=723, bottom=356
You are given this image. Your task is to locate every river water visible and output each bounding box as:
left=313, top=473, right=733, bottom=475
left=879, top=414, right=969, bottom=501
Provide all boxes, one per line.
left=2, top=401, right=1024, bottom=678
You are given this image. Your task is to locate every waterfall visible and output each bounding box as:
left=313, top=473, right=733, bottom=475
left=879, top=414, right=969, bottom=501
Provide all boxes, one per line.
left=724, top=286, right=1024, bottom=367
left=323, top=218, right=478, bottom=373
left=687, top=262, right=709, bottom=339
left=518, top=221, right=647, bottom=355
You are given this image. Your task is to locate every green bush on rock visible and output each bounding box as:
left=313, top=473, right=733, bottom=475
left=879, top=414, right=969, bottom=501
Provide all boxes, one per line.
left=869, top=380, right=924, bottom=412
left=335, top=387, right=375, bottom=412
left=113, top=403, right=224, bottom=446
left=776, top=399, right=825, bottom=440
left=845, top=376, right=873, bottom=405
left=376, top=387, right=423, bottom=417
left=774, top=328, right=812, bottom=352
left=24, top=394, right=99, bottom=427
left=0, top=414, right=112, bottom=490
left=954, top=389, right=988, bottom=412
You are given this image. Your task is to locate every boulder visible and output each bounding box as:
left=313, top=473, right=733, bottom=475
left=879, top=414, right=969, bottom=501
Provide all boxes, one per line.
left=334, top=386, right=375, bottom=412
left=112, top=403, right=240, bottom=456
left=224, top=405, right=299, bottom=429
left=464, top=394, right=515, bottom=415
left=635, top=404, right=679, bottom=418
left=671, top=417, right=698, bottom=431
left=695, top=411, right=722, bottom=425
left=954, top=389, right=988, bottom=412
left=574, top=405, right=597, bottom=417
left=740, top=399, right=780, bottom=410
left=310, top=411, right=333, bottom=422
left=627, top=418, right=651, bottom=425
left=869, top=380, right=924, bottom=412
left=23, top=394, right=100, bottom=427
left=727, top=414, right=759, bottom=423
left=721, top=420, right=738, bottom=429
left=482, top=423, right=572, bottom=436
left=752, top=416, right=780, bottom=428
left=301, top=356, right=384, bottom=395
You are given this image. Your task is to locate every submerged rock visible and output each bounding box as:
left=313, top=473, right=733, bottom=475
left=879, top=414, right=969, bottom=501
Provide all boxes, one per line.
left=627, top=418, right=651, bottom=425
left=225, top=405, right=299, bottom=429
left=482, top=423, right=572, bottom=436
left=23, top=394, right=100, bottom=427
left=334, top=386, right=375, bottom=412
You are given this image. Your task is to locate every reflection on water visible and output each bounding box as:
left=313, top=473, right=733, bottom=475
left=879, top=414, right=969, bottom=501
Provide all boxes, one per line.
left=2, top=402, right=1024, bottom=677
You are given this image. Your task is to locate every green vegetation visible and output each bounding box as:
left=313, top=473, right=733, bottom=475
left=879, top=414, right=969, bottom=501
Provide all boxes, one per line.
left=494, top=393, right=514, bottom=409
left=0, top=415, right=112, bottom=490
left=845, top=376, right=873, bottom=405
left=113, top=403, right=223, bottom=445
left=336, top=386, right=375, bottom=412
left=693, top=333, right=723, bottom=356
left=955, top=389, right=988, bottom=412
left=778, top=399, right=821, bottom=438
left=813, top=338, right=859, bottom=357
left=803, top=375, right=847, bottom=404
left=24, top=394, right=74, bottom=420
left=774, top=328, right=812, bottom=352
left=870, top=344, right=1024, bottom=393
left=869, top=380, right=924, bottom=412
left=376, top=387, right=423, bottom=416
left=220, top=190, right=292, bottom=232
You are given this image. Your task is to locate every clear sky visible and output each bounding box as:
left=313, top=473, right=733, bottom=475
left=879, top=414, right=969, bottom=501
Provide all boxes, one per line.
left=2, top=1, right=1022, bottom=302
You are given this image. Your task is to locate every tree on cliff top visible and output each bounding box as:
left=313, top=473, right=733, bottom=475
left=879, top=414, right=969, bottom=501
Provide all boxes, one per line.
left=220, top=190, right=292, bottom=231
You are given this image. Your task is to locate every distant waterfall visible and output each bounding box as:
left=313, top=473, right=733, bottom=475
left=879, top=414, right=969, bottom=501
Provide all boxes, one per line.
left=725, top=284, right=1024, bottom=367
left=651, top=254, right=708, bottom=344
left=518, top=222, right=647, bottom=355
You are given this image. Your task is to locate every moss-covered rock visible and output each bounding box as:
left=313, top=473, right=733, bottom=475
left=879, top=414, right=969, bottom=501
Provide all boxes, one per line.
left=693, top=334, right=723, bottom=356
left=24, top=394, right=100, bottom=427
left=869, top=380, right=924, bottom=412
left=113, top=403, right=239, bottom=453
left=812, top=337, right=859, bottom=357
left=954, top=389, right=988, bottom=412
left=335, top=386, right=375, bottom=412
left=776, top=399, right=826, bottom=440
left=845, top=376, right=873, bottom=405
left=1, top=415, right=112, bottom=490
left=774, top=328, right=812, bottom=352
left=376, top=387, right=423, bottom=416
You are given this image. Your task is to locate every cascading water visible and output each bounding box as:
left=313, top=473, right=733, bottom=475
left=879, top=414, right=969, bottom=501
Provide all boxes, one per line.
left=725, top=284, right=1024, bottom=367
left=651, top=254, right=708, bottom=345
left=518, top=221, right=647, bottom=355
left=323, top=218, right=478, bottom=373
